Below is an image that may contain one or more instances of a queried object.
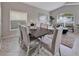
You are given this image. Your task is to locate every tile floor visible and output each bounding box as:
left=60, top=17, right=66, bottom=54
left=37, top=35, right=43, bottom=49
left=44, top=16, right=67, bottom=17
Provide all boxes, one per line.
left=0, top=31, right=79, bottom=56
left=0, top=36, right=27, bottom=56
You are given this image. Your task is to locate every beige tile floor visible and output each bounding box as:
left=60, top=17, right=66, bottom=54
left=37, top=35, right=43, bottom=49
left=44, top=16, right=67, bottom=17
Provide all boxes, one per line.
left=0, top=37, right=27, bottom=56
left=0, top=31, right=79, bottom=56
left=0, top=36, right=50, bottom=56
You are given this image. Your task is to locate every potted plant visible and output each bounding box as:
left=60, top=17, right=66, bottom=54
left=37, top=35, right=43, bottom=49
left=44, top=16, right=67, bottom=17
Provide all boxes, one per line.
left=49, top=16, right=55, bottom=26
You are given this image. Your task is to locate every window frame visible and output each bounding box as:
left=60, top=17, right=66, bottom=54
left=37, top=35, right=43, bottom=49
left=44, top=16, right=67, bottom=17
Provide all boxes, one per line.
left=10, top=9, right=27, bottom=31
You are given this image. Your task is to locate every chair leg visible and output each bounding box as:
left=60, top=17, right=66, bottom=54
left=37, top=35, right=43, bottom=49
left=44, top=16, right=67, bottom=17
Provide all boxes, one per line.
left=59, top=47, right=61, bottom=56
left=37, top=44, right=40, bottom=54
left=19, top=38, right=21, bottom=44
left=26, top=46, right=30, bottom=56
left=37, top=37, right=44, bottom=55
left=33, top=46, right=39, bottom=56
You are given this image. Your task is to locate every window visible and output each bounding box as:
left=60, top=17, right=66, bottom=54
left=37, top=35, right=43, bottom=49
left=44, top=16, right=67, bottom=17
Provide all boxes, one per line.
left=37, top=14, right=49, bottom=27
left=10, top=10, right=27, bottom=30
left=57, top=13, right=74, bottom=27
left=39, top=15, right=48, bottom=23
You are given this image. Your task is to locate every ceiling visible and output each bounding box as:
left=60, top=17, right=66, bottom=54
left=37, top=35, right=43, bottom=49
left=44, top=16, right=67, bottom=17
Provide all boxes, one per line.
left=65, top=2, right=79, bottom=5
left=24, top=2, right=66, bottom=11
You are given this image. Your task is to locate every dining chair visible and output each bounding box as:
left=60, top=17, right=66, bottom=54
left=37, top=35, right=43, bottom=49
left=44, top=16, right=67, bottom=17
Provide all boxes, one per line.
left=40, top=23, right=54, bottom=39
left=39, top=26, right=63, bottom=56
left=30, top=23, right=37, bottom=29
left=38, top=23, right=49, bottom=42
left=40, top=23, right=49, bottom=37
left=40, top=23, right=48, bottom=29
left=19, top=25, right=39, bottom=56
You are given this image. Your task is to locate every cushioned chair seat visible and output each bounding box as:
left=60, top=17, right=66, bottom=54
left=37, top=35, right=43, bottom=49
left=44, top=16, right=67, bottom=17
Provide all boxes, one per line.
left=45, top=34, right=54, bottom=39
left=39, top=36, right=53, bottom=49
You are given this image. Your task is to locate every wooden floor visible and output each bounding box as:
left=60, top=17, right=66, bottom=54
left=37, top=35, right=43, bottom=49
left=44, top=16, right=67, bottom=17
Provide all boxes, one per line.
left=0, top=31, right=79, bottom=56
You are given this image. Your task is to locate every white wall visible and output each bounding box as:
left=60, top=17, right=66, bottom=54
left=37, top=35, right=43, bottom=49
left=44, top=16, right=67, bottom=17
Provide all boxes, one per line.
left=0, top=2, right=1, bottom=49
left=50, top=5, right=79, bottom=24
left=0, top=4, right=1, bottom=37
left=1, top=2, right=49, bottom=38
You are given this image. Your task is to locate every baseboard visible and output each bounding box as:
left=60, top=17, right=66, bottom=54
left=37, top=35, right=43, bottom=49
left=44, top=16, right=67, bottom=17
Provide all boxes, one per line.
left=2, top=34, right=19, bottom=39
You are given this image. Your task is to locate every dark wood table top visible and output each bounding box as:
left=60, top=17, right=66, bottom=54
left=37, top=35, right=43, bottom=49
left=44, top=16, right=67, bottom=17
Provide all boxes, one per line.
left=29, top=28, right=53, bottom=38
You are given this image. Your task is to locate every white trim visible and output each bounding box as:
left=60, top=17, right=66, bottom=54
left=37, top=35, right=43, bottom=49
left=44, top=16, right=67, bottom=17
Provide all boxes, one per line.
left=10, top=28, right=19, bottom=32
left=2, top=34, right=19, bottom=39
left=9, top=9, right=27, bottom=31
left=65, top=3, right=79, bottom=6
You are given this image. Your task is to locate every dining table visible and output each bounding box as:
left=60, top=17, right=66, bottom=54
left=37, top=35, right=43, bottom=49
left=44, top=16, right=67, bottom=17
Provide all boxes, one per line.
left=29, top=27, right=54, bottom=41
left=29, top=27, right=54, bottom=54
